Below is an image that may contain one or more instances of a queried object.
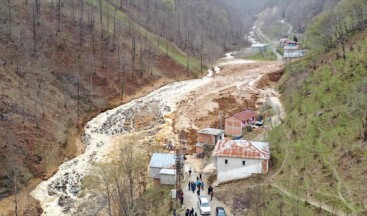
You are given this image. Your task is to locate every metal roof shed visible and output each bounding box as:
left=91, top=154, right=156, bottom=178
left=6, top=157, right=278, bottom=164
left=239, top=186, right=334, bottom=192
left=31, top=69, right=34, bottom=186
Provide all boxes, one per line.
left=149, top=153, right=176, bottom=179
left=159, top=169, right=176, bottom=185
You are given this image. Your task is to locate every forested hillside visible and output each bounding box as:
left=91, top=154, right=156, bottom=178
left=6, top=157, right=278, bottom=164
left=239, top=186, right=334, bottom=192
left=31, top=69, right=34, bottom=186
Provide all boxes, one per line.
left=257, top=0, right=340, bottom=33
left=0, top=0, right=247, bottom=206
left=269, top=0, right=367, bottom=214
left=109, top=0, right=266, bottom=61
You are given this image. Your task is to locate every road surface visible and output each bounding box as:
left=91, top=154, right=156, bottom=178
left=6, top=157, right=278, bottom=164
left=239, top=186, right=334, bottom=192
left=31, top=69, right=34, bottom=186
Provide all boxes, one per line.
left=180, top=156, right=234, bottom=216
left=253, top=20, right=294, bottom=61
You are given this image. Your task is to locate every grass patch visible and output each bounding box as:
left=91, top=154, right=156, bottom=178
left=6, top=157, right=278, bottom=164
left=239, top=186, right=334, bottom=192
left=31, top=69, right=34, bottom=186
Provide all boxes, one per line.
left=136, top=185, right=174, bottom=216
left=268, top=32, right=367, bottom=214
left=245, top=49, right=277, bottom=61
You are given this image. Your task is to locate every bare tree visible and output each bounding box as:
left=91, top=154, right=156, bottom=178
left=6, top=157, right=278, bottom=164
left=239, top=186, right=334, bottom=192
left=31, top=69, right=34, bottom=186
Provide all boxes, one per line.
left=83, top=137, right=146, bottom=216
left=6, top=134, right=20, bottom=216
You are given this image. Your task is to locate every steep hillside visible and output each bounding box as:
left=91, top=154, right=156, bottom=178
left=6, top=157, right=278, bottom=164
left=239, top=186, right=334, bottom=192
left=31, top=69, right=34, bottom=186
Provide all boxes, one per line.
left=0, top=0, right=192, bottom=202
left=0, top=0, right=251, bottom=211
left=257, top=0, right=340, bottom=33
left=269, top=20, right=367, bottom=215
left=109, top=0, right=253, bottom=60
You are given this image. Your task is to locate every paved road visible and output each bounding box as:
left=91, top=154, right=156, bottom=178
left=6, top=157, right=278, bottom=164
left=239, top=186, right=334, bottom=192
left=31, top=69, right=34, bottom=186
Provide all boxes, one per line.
left=253, top=20, right=295, bottom=62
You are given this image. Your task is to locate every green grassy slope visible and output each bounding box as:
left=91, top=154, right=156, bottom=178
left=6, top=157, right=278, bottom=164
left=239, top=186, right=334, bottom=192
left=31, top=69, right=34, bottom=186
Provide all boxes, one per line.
left=269, top=30, right=367, bottom=214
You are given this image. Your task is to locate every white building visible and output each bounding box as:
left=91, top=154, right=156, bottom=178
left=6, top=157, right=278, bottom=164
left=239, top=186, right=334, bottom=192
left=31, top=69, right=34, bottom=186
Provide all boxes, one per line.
left=212, top=140, right=270, bottom=184
left=159, top=169, right=176, bottom=185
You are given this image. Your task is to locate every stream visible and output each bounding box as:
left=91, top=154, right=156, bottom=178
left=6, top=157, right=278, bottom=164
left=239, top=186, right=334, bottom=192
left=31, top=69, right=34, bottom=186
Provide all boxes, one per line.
left=30, top=78, right=211, bottom=215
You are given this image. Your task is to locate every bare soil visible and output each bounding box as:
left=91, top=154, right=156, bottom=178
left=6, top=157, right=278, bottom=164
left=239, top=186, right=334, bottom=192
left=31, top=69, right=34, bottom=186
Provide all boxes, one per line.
left=173, top=61, right=283, bottom=147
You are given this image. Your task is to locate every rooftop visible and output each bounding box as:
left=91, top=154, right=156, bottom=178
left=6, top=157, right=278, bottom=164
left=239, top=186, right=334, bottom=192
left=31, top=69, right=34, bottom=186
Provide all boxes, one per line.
left=159, top=168, right=176, bottom=175
left=149, top=153, right=176, bottom=168
left=212, top=140, right=269, bottom=159
left=230, top=109, right=258, bottom=121
left=198, top=128, right=225, bottom=136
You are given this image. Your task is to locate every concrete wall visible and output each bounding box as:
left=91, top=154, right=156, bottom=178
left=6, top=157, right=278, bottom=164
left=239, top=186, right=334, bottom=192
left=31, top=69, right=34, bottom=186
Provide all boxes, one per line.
left=160, top=174, right=176, bottom=185
left=225, top=117, right=242, bottom=136
left=216, top=157, right=265, bottom=174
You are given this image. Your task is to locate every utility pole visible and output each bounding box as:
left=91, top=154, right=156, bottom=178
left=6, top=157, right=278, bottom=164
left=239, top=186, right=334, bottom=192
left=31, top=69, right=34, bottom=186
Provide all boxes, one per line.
left=219, top=112, right=223, bottom=130
left=175, top=131, right=187, bottom=209
left=175, top=148, right=183, bottom=208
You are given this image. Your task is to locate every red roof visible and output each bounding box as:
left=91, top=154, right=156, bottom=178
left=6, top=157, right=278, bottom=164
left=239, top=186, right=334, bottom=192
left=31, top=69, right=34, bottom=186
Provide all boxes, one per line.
left=212, top=140, right=269, bottom=159
left=231, top=110, right=258, bottom=121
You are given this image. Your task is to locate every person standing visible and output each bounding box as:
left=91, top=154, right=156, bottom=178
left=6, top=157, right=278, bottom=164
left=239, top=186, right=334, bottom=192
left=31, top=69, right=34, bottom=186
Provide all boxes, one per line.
left=210, top=190, right=214, bottom=201
left=199, top=173, right=202, bottom=180
left=188, top=181, right=191, bottom=190
left=197, top=176, right=199, bottom=181
left=192, top=182, right=196, bottom=193
left=185, top=209, right=190, bottom=216
left=208, top=185, right=212, bottom=195
left=180, top=191, right=184, bottom=205
left=189, top=208, right=194, bottom=216
left=189, top=167, right=192, bottom=176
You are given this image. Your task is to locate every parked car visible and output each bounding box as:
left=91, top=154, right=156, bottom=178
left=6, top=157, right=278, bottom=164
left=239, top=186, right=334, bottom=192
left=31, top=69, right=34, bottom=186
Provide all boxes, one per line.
left=197, top=196, right=211, bottom=215
left=216, top=207, right=227, bottom=216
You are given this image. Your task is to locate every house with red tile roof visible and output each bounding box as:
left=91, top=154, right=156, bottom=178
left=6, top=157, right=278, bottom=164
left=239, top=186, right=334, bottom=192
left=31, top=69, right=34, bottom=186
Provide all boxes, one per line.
left=225, top=109, right=258, bottom=136
left=212, top=140, right=269, bottom=184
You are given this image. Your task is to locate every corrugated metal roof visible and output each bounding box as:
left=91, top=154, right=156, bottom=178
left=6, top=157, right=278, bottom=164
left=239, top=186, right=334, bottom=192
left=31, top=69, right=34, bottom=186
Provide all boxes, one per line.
left=231, top=110, right=258, bottom=122
left=159, top=168, right=176, bottom=175
left=149, top=153, right=176, bottom=168
left=198, top=128, right=224, bottom=136
left=212, top=140, right=269, bottom=159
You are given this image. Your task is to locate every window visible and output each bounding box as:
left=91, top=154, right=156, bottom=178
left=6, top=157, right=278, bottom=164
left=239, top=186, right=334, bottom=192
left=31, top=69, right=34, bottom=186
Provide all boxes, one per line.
left=225, top=159, right=228, bottom=164
left=242, top=161, right=246, bottom=166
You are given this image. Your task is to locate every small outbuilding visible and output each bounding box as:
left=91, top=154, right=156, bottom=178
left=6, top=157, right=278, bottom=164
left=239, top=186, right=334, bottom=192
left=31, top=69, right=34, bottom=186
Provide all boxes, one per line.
left=225, top=110, right=258, bottom=137
left=159, top=169, right=176, bottom=185
left=149, top=153, right=177, bottom=185
left=212, top=140, right=270, bottom=184
left=195, top=128, right=225, bottom=154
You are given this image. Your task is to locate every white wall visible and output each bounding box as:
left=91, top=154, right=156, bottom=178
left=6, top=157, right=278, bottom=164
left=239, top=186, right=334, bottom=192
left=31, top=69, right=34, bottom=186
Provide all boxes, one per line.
left=216, top=157, right=264, bottom=174
left=160, top=174, right=176, bottom=185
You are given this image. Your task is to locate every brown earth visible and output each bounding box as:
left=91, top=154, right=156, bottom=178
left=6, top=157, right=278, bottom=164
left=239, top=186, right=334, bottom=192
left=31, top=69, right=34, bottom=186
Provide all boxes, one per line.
left=173, top=61, right=283, bottom=148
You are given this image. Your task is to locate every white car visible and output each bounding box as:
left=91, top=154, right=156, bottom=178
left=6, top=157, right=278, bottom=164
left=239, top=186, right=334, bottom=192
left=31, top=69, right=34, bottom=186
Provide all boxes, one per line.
left=197, top=196, right=211, bottom=215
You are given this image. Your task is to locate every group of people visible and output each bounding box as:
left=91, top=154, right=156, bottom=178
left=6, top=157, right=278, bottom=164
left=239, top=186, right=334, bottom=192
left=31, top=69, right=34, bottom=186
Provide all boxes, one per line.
left=185, top=208, right=197, bottom=216
left=173, top=171, right=215, bottom=216
left=188, top=174, right=205, bottom=195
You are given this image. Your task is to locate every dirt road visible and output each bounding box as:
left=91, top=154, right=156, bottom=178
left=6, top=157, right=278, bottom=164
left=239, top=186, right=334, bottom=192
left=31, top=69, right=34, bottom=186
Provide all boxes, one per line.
left=180, top=156, right=233, bottom=216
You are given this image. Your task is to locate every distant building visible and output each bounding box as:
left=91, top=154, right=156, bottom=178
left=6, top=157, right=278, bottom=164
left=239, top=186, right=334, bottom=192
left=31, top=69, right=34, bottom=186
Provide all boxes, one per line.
left=212, top=140, right=270, bottom=184
left=149, top=153, right=179, bottom=185
left=251, top=43, right=268, bottom=52
left=283, top=41, right=304, bottom=58
left=225, top=110, right=258, bottom=137
left=195, top=128, right=225, bottom=154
